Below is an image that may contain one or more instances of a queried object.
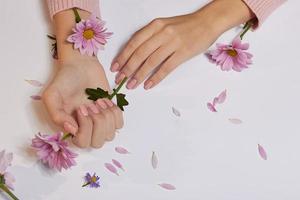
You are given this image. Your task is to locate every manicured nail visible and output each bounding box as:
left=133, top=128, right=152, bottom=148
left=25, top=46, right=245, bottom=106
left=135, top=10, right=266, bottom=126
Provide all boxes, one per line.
left=144, top=81, right=154, bottom=90
left=64, top=122, right=77, bottom=135
left=96, top=99, right=107, bottom=109
left=89, top=104, right=99, bottom=114
left=110, top=62, right=120, bottom=72
left=79, top=105, right=89, bottom=116
left=115, top=72, right=126, bottom=84
left=126, top=78, right=137, bottom=89
left=104, top=99, right=114, bottom=107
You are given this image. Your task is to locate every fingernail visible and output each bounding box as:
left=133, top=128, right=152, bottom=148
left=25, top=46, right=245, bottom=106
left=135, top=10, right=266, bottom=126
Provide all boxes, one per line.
left=89, top=104, right=99, bottom=114
left=115, top=72, right=126, bottom=84
left=126, top=78, right=137, bottom=89
left=110, top=62, right=120, bottom=72
left=105, top=99, right=114, bottom=107
left=79, top=105, right=89, bottom=116
left=96, top=99, right=107, bottom=109
left=144, top=81, right=154, bottom=90
left=64, top=122, right=77, bottom=135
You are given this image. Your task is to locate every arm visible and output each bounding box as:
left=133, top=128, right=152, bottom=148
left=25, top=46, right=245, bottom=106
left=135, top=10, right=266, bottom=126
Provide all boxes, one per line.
left=43, top=1, right=123, bottom=149
left=112, top=0, right=285, bottom=90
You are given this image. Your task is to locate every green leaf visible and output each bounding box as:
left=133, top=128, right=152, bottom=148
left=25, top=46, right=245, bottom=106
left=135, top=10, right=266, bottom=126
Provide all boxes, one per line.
left=116, top=93, right=129, bottom=111
left=85, top=88, right=109, bottom=101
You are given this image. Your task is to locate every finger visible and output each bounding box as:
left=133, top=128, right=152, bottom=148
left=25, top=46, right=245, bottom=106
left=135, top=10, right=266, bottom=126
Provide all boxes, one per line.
left=72, top=105, right=93, bottom=148
left=144, top=52, right=184, bottom=89
left=43, top=88, right=78, bottom=135
left=115, top=32, right=167, bottom=85
left=127, top=43, right=176, bottom=90
left=111, top=18, right=165, bottom=72
left=87, top=105, right=108, bottom=148
left=103, top=99, right=124, bottom=129
left=98, top=101, right=117, bottom=142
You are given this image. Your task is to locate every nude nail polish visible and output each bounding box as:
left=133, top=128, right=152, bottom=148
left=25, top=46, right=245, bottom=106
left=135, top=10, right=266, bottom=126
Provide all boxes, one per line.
left=126, top=78, right=137, bottom=89
left=79, top=105, right=89, bottom=116
left=96, top=99, right=107, bottom=109
left=115, top=72, right=126, bottom=84
left=111, top=62, right=120, bottom=72
left=144, top=81, right=153, bottom=90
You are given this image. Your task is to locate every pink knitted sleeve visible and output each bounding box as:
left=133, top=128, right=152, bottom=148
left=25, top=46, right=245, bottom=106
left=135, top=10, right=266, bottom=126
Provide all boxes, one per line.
left=46, top=0, right=100, bottom=19
left=243, top=0, right=287, bottom=28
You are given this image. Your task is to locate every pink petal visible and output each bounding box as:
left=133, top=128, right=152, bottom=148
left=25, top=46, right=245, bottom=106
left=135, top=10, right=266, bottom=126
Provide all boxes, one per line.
left=172, top=107, right=181, bottom=117
left=105, top=163, right=119, bottom=176
left=228, top=118, right=243, bottom=124
left=158, top=183, right=176, bottom=190
left=151, top=151, right=158, bottom=169
left=115, top=146, right=130, bottom=154
left=31, top=95, right=42, bottom=100
left=25, top=79, right=43, bottom=87
left=258, top=144, right=267, bottom=160
left=207, top=103, right=217, bottom=112
left=112, top=159, right=125, bottom=171
left=217, top=90, right=227, bottom=104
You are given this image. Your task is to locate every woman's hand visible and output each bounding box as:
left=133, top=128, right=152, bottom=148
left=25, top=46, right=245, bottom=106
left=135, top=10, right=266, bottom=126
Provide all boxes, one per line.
left=43, top=9, right=123, bottom=148
left=43, top=58, right=123, bottom=148
left=111, top=0, right=254, bottom=90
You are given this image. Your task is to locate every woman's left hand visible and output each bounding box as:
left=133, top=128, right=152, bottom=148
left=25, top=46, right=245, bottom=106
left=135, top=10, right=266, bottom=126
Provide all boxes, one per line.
left=111, top=0, right=253, bottom=90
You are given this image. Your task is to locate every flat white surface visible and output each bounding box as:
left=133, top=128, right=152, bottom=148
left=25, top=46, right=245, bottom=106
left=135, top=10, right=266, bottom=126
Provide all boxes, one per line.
left=0, top=0, right=299, bottom=200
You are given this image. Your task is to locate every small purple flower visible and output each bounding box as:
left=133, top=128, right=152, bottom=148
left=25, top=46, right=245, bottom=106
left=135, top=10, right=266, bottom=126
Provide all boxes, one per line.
left=31, top=132, right=77, bottom=172
left=206, top=38, right=253, bottom=72
left=82, top=173, right=100, bottom=188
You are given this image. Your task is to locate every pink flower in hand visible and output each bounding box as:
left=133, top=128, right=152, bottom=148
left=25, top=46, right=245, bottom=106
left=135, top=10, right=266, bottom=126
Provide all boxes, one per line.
left=206, top=38, right=253, bottom=72
left=0, top=150, right=15, bottom=190
left=31, top=132, right=77, bottom=172
left=67, top=14, right=113, bottom=56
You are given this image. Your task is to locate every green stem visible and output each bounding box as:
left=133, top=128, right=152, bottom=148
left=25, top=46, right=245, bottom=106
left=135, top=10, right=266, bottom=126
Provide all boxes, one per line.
left=62, top=133, right=73, bottom=141
left=82, top=182, right=90, bottom=187
left=72, top=8, right=81, bottom=23
left=108, top=77, right=128, bottom=100
left=0, top=184, right=19, bottom=200
left=240, top=21, right=253, bottom=40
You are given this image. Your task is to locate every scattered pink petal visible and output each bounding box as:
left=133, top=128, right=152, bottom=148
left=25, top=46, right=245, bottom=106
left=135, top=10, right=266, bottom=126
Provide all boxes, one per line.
left=158, top=183, right=176, bottom=190
left=172, top=107, right=181, bottom=117
left=25, top=79, right=43, bottom=87
left=115, top=146, right=130, bottom=154
left=216, top=90, right=227, bottom=104
left=258, top=144, right=267, bottom=160
left=151, top=151, right=158, bottom=169
left=112, top=159, right=125, bottom=171
left=207, top=103, right=217, bottom=112
left=105, top=163, right=119, bottom=176
left=229, top=118, right=243, bottom=124
left=30, top=95, right=42, bottom=100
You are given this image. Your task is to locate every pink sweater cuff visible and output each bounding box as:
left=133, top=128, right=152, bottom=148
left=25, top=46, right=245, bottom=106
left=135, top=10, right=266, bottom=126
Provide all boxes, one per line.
left=46, top=0, right=101, bottom=20
left=243, top=0, right=286, bottom=28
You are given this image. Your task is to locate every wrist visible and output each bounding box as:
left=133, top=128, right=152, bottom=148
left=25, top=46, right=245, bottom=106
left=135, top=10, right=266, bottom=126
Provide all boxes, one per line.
left=53, top=9, right=98, bottom=63
left=194, top=0, right=254, bottom=36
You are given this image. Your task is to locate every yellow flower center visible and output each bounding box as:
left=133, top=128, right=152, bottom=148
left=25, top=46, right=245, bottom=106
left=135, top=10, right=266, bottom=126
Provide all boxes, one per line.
left=91, top=176, right=97, bottom=183
left=83, top=29, right=95, bottom=40
left=226, top=49, right=238, bottom=57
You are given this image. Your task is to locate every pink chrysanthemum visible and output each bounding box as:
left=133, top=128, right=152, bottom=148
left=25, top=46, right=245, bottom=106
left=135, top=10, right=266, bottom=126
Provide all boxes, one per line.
left=206, top=38, right=253, bottom=72
left=67, top=15, right=113, bottom=56
left=0, top=150, right=15, bottom=190
left=31, top=132, right=77, bottom=172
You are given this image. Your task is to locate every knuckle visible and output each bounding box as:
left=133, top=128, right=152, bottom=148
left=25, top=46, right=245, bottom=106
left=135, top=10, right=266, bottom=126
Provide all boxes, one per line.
left=91, top=141, right=104, bottom=149
left=151, top=18, right=165, bottom=27
left=163, top=25, right=176, bottom=35
left=74, top=139, right=89, bottom=149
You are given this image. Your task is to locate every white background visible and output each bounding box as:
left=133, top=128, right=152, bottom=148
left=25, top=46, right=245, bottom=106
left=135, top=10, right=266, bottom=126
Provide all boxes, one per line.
left=0, top=0, right=299, bottom=200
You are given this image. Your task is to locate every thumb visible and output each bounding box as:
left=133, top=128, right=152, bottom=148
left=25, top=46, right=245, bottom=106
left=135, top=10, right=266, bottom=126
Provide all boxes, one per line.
left=42, top=89, right=78, bottom=135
